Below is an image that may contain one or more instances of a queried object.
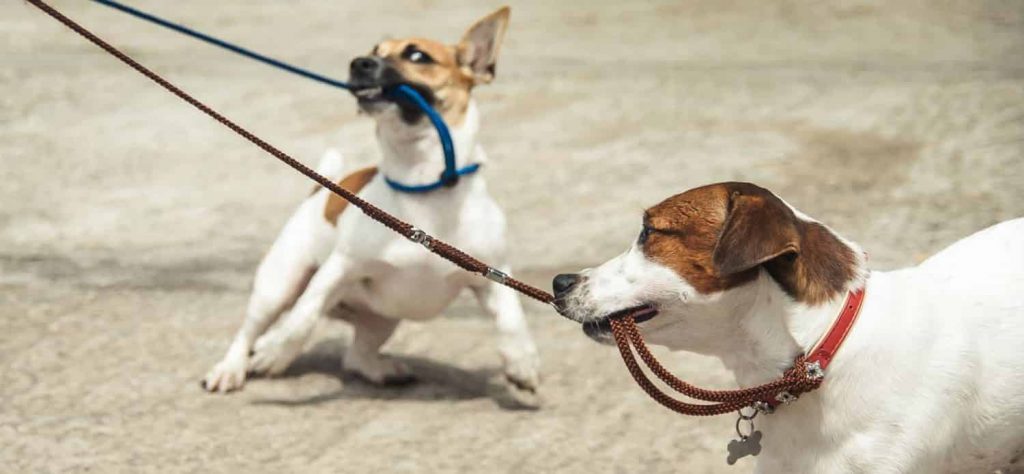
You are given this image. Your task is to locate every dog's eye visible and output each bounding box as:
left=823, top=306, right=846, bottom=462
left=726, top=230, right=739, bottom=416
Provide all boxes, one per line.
left=402, top=45, right=434, bottom=64
left=638, top=225, right=652, bottom=245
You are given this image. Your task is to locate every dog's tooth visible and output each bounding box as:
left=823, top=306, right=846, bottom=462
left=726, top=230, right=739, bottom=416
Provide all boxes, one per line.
left=355, top=87, right=382, bottom=98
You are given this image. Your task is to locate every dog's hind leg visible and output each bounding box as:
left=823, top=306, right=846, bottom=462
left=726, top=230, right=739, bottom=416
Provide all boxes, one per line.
left=341, top=311, right=413, bottom=385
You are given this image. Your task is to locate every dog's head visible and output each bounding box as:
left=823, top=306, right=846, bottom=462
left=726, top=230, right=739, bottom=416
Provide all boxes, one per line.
left=552, top=182, right=863, bottom=351
left=348, top=7, right=510, bottom=126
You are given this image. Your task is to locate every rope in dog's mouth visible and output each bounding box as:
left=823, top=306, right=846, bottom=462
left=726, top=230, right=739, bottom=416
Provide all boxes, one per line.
left=584, top=304, right=658, bottom=334
left=609, top=314, right=824, bottom=416
left=26, top=0, right=826, bottom=421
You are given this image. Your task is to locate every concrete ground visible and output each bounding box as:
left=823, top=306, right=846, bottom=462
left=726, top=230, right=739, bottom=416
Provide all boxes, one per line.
left=2, top=0, right=1023, bottom=472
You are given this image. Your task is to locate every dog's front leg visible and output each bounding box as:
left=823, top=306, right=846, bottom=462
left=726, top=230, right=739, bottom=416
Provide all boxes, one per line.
left=248, top=252, right=351, bottom=376
left=203, top=228, right=318, bottom=393
left=471, top=270, right=540, bottom=392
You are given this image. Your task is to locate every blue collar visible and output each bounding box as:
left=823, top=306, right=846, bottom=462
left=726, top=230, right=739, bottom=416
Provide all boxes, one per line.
left=383, top=163, right=482, bottom=194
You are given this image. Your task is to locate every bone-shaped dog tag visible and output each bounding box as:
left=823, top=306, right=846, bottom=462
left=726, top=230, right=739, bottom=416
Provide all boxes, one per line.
left=726, top=430, right=762, bottom=465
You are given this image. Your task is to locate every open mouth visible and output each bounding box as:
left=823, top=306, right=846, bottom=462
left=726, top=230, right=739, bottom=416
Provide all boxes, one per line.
left=348, top=82, right=437, bottom=124
left=350, top=85, right=387, bottom=106
left=582, top=304, right=658, bottom=342
left=349, top=82, right=434, bottom=102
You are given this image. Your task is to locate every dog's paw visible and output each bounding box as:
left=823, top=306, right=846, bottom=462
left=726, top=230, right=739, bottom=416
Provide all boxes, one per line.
left=344, top=354, right=416, bottom=385
left=201, top=355, right=248, bottom=393
left=502, top=347, right=541, bottom=393
left=248, top=331, right=303, bottom=376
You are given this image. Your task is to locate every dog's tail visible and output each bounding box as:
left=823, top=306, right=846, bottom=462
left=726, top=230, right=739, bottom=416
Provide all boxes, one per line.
left=315, top=148, right=346, bottom=182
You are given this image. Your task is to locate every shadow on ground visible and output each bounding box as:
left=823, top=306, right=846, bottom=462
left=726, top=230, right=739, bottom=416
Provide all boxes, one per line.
left=248, top=338, right=539, bottom=411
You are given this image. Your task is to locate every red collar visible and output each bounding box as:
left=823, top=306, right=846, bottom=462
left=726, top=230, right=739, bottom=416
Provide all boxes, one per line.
left=762, top=286, right=867, bottom=410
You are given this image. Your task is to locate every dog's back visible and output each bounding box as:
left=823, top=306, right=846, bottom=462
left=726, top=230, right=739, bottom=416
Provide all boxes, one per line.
left=907, top=218, right=1024, bottom=471
left=919, top=217, right=1024, bottom=286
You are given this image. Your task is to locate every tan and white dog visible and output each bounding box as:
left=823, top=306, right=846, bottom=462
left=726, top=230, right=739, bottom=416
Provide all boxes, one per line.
left=202, top=7, right=540, bottom=394
left=553, top=182, right=1024, bottom=473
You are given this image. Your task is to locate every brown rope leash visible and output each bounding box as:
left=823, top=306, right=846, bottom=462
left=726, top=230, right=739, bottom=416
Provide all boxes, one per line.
left=27, top=0, right=825, bottom=418
left=610, top=316, right=823, bottom=416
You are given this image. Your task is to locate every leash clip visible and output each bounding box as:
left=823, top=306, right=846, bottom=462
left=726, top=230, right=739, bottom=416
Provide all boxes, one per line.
left=407, top=228, right=433, bottom=249
left=484, top=267, right=508, bottom=284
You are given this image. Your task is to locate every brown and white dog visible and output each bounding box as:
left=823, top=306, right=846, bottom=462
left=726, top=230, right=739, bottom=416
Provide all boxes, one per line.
left=202, top=7, right=540, bottom=395
left=553, top=182, right=1024, bottom=473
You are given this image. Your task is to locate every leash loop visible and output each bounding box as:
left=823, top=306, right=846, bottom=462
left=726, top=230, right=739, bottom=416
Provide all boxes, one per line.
left=609, top=313, right=825, bottom=417
left=383, top=163, right=482, bottom=193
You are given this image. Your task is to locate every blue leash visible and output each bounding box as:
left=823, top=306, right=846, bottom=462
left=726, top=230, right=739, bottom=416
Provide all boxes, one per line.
left=91, top=0, right=477, bottom=192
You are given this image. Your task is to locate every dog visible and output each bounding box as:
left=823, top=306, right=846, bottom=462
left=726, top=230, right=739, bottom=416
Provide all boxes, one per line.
left=552, top=182, right=1024, bottom=473
left=202, top=7, right=540, bottom=395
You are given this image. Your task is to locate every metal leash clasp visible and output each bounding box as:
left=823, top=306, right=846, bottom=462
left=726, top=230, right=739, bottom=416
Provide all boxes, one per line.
left=407, top=228, right=433, bottom=250
left=484, top=267, right=508, bottom=284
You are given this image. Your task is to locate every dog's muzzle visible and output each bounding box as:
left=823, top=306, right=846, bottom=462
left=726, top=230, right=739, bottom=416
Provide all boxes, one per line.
left=551, top=274, right=658, bottom=342
left=349, top=56, right=388, bottom=102
left=347, top=56, right=437, bottom=123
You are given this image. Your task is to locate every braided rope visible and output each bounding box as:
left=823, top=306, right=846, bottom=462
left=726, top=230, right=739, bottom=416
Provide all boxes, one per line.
left=620, top=318, right=818, bottom=402
left=610, top=315, right=823, bottom=416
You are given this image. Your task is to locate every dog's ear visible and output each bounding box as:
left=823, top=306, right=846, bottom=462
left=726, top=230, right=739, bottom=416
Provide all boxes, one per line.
left=456, top=6, right=510, bottom=85
left=712, top=190, right=799, bottom=276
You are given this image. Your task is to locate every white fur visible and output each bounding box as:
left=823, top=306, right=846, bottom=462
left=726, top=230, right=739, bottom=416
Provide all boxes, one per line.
left=564, top=212, right=1024, bottom=473
left=203, top=100, right=539, bottom=392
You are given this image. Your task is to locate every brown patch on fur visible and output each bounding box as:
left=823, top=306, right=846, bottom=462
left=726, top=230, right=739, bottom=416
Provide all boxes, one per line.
left=643, top=184, right=760, bottom=294
left=643, top=182, right=858, bottom=305
left=373, top=38, right=471, bottom=125
left=761, top=220, right=859, bottom=305
left=370, top=7, right=509, bottom=126
left=323, top=167, right=378, bottom=226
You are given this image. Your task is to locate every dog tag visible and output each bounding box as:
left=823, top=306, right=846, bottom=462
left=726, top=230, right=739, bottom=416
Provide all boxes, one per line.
left=726, top=430, right=762, bottom=465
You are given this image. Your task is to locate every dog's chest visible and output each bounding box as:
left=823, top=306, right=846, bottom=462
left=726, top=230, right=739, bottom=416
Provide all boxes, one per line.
left=347, top=240, right=474, bottom=320
left=348, top=260, right=468, bottom=323
left=335, top=181, right=504, bottom=320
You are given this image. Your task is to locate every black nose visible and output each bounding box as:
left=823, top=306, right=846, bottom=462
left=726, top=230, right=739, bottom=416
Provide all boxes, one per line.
left=350, top=56, right=381, bottom=78
left=552, top=273, right=581, bottom=297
